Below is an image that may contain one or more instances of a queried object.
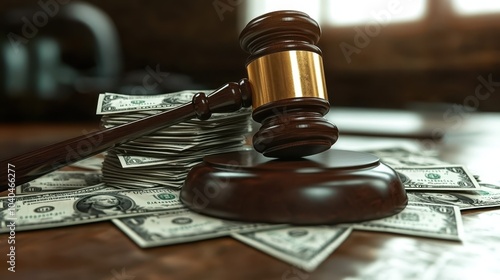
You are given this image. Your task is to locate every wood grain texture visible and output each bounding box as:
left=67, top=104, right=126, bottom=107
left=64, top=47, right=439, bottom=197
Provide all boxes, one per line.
left=181, top=149, right=407, bottom=224
left=1, top=112, right=500, bottom=279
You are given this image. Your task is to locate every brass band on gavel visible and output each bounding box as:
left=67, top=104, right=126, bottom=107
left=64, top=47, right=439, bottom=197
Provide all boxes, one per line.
left=246, top=50, right=328, bottom=108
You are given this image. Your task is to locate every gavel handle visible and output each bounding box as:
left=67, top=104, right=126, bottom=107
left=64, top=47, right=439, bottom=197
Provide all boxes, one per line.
left=0, top=79, right=252, bottom=192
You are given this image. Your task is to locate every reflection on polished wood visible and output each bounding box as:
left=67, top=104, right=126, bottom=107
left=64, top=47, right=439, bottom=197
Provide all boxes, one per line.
left=1, top=111, right=500, bottom=279
left=4, top=208, right=500, bottom=279
left=182, top=149, right=407, bottom=224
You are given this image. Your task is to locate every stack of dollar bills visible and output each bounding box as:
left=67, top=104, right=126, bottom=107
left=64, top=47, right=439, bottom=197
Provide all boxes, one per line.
left=95, top=91, right=252, bottom=189
left=2, top=132, right=500, bottom=271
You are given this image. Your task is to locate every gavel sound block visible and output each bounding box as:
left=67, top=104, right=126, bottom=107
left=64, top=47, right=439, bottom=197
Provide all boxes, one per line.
left=180, top=11, right=407, bottom=224
left=0, top=11, right=407, bottom=225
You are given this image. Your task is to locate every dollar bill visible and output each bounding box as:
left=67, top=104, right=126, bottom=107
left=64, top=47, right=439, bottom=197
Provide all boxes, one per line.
left=352, top=202, right=464, bottom=241
left=232, top=226, right=353, bottom=272
left=16, top=171, right=102, bottom=195
left=394, top=165, right=480, bottom=191
left=96, top=90, right=203, bottom=114
left=407, top=182, right=500, bottom=210
left=0, top=185, right=183, bottom=232
left=112, top=208, right=284, bottom=248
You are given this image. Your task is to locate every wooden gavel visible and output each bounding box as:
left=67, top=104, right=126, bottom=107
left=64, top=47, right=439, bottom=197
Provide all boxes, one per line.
left=0, top=11, right=339, bottom=191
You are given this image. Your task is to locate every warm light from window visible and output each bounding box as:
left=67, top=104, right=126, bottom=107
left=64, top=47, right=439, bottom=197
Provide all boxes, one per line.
left=326, top=0, right=427, bottom=26
left=241, top=0, right=428, bottom=31
left=241, top=0, right=322, bottom=31
left=452, top=0, right=500, bottom=15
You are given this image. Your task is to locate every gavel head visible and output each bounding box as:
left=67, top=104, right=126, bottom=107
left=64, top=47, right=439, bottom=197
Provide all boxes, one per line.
left=239, top=10, right=339, bottom=158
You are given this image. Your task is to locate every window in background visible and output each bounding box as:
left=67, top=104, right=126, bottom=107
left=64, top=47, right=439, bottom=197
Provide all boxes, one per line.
left=240, top=0, right=427, bottom=29
left=452, top=0, right=500, bottom=16
left=326, top=0, right=427, bottom=26
left=241, top=0, right=321, bottom=31
left=240, top=0, right=500, bottom=111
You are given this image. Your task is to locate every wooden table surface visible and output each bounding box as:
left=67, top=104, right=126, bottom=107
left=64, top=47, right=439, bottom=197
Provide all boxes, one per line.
left=1, top=110, right=500, bottom=280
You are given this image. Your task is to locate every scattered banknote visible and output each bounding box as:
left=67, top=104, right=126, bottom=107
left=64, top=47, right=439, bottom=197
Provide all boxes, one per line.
left=16, top=171, right=102, bottom=195
left=352, top=202, right=464, bottom=241
left=1, top=131, right=497, bottom=273
left=232, top=226, right=353, bottom=272
left=407, top=182, right=500, bottom=210
left=0, top=185, right=183, bottom=232
left=394, top=165, right=480, bottom=191
left=113, top=208, right=284, bottom=248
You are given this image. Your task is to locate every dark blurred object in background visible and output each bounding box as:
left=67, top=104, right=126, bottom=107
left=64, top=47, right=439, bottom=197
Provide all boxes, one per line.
left=0, top=2, right=123, bottom=121
left=0, top=1, right=207, bottom=122
left=1, top=0, right=499, bottom=123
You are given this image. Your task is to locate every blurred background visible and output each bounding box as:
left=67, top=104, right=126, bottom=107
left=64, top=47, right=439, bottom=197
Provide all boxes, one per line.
left=1, top=0, right=500, bottom=123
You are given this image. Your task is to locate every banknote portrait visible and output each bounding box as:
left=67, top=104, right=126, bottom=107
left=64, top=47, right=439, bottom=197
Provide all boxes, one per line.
left=75, top=194, right=135, bottom=215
